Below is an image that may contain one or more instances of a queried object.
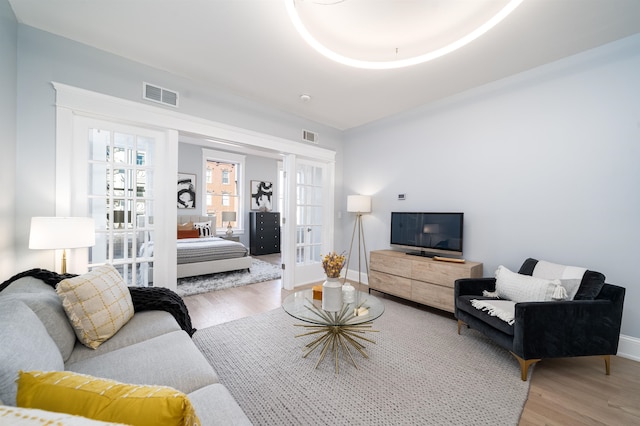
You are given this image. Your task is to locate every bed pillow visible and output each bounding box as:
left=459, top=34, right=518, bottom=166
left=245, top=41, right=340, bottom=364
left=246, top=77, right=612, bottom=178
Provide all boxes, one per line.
left=177, top=221, right=193, bottom=231
left=494, top=265, right=566, bottom=303
left=16, top=370, right=200, bottom=426
left=177, top=229, right=200, bottom=239
left=193, top=221, right=212, bottom=237
left=518, top=258, right=605, bottom=300
left=56, top=264, right=134, bottom=349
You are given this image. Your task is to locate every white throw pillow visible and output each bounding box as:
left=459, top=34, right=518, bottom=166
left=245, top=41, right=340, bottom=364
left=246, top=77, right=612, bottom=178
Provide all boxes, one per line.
left=494, top=265, right=566, bottom=303
left=193, top=221, right=212, bottom=237
left=56, top=264, right=134, bottom=349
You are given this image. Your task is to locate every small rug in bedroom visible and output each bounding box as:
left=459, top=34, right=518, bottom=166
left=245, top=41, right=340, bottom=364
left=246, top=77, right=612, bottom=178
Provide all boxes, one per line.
left=194, top=298, right=531, bottom=426
left=176, top=258, right=281, bottom=297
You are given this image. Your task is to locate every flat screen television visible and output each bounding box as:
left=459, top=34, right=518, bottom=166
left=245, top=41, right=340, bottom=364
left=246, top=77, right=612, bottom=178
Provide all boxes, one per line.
left=390, top=212, right=464, bottom=257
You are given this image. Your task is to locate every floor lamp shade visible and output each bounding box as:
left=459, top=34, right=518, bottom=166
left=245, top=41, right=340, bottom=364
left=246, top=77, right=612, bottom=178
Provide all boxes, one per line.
left=29, top=217, right=96, bottom=273
left=347, top=195, right=371, bottom=213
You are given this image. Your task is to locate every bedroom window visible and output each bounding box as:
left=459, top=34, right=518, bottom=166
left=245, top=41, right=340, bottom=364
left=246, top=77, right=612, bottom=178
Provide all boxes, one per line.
left=203, top=149, right=245, bottom=232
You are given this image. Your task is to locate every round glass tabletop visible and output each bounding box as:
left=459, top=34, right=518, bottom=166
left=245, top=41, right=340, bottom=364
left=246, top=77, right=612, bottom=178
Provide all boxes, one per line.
left=282, top=289, right=385, bottom=326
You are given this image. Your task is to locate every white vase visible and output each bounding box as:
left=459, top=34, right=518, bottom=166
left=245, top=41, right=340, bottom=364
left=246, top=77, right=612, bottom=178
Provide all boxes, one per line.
left=322, top=277, right=343, bottom=312
left=342, top=282, right=355, bottom=304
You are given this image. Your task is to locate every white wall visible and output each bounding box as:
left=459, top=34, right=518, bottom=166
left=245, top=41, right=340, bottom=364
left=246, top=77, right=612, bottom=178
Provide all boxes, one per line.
left=342, top=34, right=640, bottom=339
left=9, top=24, right=343, bottom=277
left=0, top=0, right=17, bottom=280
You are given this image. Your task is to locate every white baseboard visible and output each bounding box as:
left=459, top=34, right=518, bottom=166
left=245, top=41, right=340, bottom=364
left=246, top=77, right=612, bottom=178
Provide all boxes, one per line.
left=344, top=268, right=369, bottom=285
left=618, top=334, right=640, bottom=361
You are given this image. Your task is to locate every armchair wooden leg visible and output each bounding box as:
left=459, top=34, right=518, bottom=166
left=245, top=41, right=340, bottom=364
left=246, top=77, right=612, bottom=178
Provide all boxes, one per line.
left=457, top=320, right=467, bottom=335
left=602, top=355, right=611, bottom=375
left=510, top=352, right=541, bottom=381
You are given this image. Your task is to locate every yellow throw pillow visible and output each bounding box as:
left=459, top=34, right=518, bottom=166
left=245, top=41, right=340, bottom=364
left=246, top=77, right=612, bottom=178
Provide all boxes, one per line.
left=56, top=264, right=134, bottom=349
left=16, top=371, right=201, bottom=426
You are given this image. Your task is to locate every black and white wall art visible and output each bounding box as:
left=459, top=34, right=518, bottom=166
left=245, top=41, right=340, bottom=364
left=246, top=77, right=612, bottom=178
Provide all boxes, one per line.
left=177, top=173, right=196, bottom=209
left=251, top=180, right=273, bottom=211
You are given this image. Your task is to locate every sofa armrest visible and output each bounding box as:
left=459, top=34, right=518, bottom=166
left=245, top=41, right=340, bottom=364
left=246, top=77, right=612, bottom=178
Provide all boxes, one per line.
left=512, top=296, right=624, bottom=360
left=454, top=277, right=496, bottom=298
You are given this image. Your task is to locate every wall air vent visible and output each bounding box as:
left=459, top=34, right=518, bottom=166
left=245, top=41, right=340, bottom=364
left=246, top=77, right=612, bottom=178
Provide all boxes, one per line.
left=143, top=82, right=179, bottom=107
left=302, top=129, right=318, bottom=144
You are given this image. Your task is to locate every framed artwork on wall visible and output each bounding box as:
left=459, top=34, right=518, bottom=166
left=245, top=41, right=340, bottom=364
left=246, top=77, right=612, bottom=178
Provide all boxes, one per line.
left=177, top=173, right=196, bottom=209
left=251, top=180, right=273, bottom=211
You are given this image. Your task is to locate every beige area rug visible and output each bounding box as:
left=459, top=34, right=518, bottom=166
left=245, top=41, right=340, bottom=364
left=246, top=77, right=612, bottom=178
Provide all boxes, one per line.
left=193, top=297, right=531, bottom=425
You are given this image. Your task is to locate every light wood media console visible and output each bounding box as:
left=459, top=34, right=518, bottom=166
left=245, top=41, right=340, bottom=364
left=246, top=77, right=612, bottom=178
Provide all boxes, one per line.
left=369, top=250, right=483, bottom=313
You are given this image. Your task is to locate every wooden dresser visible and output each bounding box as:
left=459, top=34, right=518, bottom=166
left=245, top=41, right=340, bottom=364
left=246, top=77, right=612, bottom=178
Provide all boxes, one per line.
left=369, top=250, right=483, bottom=313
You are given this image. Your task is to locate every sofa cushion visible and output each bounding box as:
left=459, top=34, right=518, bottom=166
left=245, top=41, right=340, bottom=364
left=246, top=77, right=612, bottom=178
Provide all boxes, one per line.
left=494, top=265, right=564, bottom=302
left=0, top=276, right=57, bottom=295
left=457, top=295, right=515, bottom=336
left=518, top=258, right=605, bottom=300
left=66, top=310, right=182, bottom=365
left=188, top=384, right=253, bottom=426
left=1, top=292, right=76, bottom=362
left=16, top=370, right=200, bottom=426
left=0, top=299, right=64, bottom=406
left=66, top=331, right=218, bottom=394
left=57, top=264, right=134, bottom=349
left=0, top=405, right=128, bottom=425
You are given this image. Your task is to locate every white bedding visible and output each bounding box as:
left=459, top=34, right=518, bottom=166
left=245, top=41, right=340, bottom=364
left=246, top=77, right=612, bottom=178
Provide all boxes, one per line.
left=176, top=237, right=249, bottom=264
left=141, top=237, right=249, bottom=264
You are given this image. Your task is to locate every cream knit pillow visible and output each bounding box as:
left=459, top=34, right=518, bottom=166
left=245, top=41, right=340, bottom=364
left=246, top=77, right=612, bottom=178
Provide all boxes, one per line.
left=494, top=265, right=566, bottom=303
left=56, top=264, right=134, bottom=349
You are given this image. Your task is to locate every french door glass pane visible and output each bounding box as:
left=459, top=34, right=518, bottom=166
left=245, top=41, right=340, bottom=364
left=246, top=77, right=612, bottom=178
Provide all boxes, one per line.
left=87, top=127, right=156, bottom=286
left=296, top=162, right=323, bottom=265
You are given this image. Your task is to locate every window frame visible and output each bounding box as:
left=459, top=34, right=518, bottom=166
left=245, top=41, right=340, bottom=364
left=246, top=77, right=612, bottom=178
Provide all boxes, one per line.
left=202, top=149, right=245, bottom=234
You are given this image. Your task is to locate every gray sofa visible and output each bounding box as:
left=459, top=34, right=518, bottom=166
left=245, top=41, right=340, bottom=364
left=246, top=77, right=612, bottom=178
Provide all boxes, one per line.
left=0, top=275, right=251, bottom=425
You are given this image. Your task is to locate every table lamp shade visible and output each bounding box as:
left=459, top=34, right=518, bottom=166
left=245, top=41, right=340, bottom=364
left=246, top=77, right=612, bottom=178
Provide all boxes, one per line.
left=347, top=195, right=371, bottom=213
left=221, top=211, right=237, bottom=222
left=29, top=217, right=96, bottom=250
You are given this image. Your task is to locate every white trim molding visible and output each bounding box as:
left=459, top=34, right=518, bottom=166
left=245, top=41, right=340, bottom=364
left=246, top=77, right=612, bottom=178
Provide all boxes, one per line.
left=618, top=334, right=640, bottom=362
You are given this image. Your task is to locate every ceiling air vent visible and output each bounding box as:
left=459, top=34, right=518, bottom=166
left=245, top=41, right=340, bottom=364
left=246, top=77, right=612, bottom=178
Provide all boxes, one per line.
left=302, top=129, right=318, bottom=144
left=143, top=82, right=179, bottom=107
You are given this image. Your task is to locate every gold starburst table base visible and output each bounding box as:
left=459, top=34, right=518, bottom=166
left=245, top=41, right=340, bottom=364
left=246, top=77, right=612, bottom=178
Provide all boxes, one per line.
left=290, top=299, right=380, bottom=374
left=295, top=321, right=378, bottom=374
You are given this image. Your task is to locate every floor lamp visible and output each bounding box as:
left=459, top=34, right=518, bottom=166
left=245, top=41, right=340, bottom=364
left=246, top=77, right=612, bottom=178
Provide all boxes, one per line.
left=29, top=217, right=96, bottom=274
left=343, top=195, right=372, bottom=293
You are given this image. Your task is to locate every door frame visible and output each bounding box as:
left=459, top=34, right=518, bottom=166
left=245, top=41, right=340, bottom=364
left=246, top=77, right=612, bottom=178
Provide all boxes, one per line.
left=53, top=82, right=336, bottom=288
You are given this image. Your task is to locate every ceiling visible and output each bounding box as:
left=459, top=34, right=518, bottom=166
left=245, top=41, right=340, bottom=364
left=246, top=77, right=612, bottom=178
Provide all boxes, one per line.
left=8, top=0, right=640, bottom=130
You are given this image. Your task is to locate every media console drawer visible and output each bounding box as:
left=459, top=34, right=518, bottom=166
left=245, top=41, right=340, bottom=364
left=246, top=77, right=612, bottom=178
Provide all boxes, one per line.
left=369, top=250, right=483, bottom=313
left=369, top=270, right=411, bottom=299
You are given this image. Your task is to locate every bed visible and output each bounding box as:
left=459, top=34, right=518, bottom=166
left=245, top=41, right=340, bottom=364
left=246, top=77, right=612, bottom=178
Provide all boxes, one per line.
left=175, top=215, right=252, bottom=279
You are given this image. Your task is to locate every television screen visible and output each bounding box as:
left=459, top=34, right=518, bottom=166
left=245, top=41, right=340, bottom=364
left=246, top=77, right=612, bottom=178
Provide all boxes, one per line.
left=390, top=212, right=464, bottom=257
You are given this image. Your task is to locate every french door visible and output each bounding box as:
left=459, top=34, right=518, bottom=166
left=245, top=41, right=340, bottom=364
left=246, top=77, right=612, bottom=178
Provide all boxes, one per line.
left=282, top=157, right=334, bottom=288
left=66, top=117, right=175, bottom=288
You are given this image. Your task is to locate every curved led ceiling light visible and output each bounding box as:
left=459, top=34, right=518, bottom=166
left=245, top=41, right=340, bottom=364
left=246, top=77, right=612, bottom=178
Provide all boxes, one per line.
left=285, top=0, right=524, bottom=70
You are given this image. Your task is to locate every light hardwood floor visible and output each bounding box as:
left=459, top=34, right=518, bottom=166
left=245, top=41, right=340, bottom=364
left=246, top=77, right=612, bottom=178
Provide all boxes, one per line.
left=182, top=262, right=640, bottom=426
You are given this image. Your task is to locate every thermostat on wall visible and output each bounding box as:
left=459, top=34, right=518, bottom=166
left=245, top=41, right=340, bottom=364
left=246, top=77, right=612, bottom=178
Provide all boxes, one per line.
left=398, top=194, right=406, bottom=200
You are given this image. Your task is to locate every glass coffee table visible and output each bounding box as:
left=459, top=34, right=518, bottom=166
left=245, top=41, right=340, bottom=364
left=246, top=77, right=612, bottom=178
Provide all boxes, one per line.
left=282, top=289, right=385, bottom=374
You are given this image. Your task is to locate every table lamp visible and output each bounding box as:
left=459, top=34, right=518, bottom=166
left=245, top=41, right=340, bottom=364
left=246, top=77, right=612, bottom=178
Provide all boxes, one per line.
left=29, top=217, right=96, bottom=274
left=221, top=211, right=237, bottom=236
